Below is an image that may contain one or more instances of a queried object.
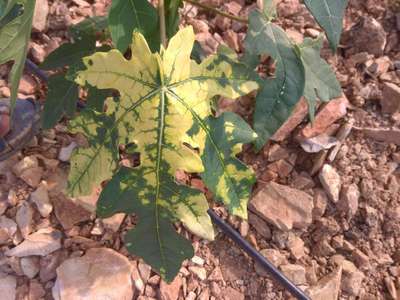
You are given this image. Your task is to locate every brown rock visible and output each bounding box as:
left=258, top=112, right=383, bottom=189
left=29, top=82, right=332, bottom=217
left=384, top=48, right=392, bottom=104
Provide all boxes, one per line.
left=384, top=276, right=398, bottom=300
left=159, top=276, right=182, bottom=300
left=313, top=189, right=328, bottom=220
left=300, top=96, right=348, bottom=140
left=16, top=202, right=34, bottom=238
left=382, top=82, right=400, bottom=114
left=307, top=268, right=342, bottom=300
left=52, top=248, right=133, bottom=300
left=338, top=184, right=360, bottom=218
left=319, top=164, right=341, bottom=203
left=6, top=228, right=62, bottom=257
left=280, top=264, right=307, bottom=285
left=222, top=287, right=244, bottom=300
left=249, top=182, right=313, bottom=231
left=287, top=235, right=305, bottom=260
left=357, top=127, right=400, bottom=145
left=345, top=16, right=387, bottom=56
left=53, top=195, right=91, bottom=230
left=352, top=249, right=370, bottom=269
left=271, top=97, right=308, bottom=142
left=248, top=212, right=271, bottom=240
left=32, top=0, right=49, bottom=32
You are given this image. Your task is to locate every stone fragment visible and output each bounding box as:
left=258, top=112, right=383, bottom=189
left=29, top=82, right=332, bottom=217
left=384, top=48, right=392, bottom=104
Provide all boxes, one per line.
left=299, top=96, right=348, bottom=140
left=138, top=261, right=152, bottom=284
left=280, top=264, right=307, bottom=285
left=188, top=266, right=207, bottom=281
left=382, top=82, right=400, bottom=114
left=16, top=202, right=34, bottom=238
left=357, top=127, right=400, bottom=145
left=313, top=189, right=328, bottom=220
left=319, top=164, right=341, bottom=203
left=29, top=280, right=46, bottom=299
left=345, top=16, right=387, bottom=56
left=31, top=183, right=52, bottom=217
left=159, top=276, right=182, bottom=300
left=0, top=216, right=17, bottom=244
left=208, top=266, right=224, bottom=282
left=352, top=249, right=370, bottom=269
left=342, top=268, right=364, bottom=297
left=6, top=228, right=61, bottom=257
left=287, top=235, right=305, bottom=260
left=260, top=249, right=286, bottom=267
left=248, top=212, right=271, bottom=239
left=53, top=195, right=91, bottom=230
left=20, top=167, right=44, bottom=188
left=0, top=273, right=17, bottom=300
left=384, top=276, right=398, bottom=300
left=338, top=184, right=360, bottom=218
left=20, top=256, right=40, bottom=279
left=271, top=98, right=308, bottom=142
left=249, top=182, right=313, bottom=231
left=222, top=287, right=244, bottom=300
left=301, top=134, right=338, bottom=153
left=102, top=213, right=125, bottom=232
left=58, top=142, right=77, bottom=162
left=12, top=156, right=39, bottom=177
left=32, top=0, right=49, bottom=32
left=307, top=268, right=342, bottom=300
left=131, top=262, right=145, bottom=295
left=52, top=248, right=133, bottom=300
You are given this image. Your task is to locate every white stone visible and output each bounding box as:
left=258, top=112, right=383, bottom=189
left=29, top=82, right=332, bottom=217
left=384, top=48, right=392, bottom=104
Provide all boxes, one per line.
left=58, top=142, right=77, bottom=162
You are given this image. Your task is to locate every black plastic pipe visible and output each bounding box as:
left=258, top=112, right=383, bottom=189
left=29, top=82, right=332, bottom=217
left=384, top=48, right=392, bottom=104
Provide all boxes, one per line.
left=25, top=58, right=311, bottom=300
left=208, top=209, right=311, bottom=300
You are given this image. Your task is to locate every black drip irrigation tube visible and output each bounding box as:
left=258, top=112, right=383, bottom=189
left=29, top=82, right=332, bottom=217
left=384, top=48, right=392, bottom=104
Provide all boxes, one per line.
left=25, top=59, right=311, bottom=300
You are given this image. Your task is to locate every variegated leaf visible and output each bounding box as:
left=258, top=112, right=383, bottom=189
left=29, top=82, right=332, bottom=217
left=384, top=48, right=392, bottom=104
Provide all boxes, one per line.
left=70, top=27, right=258, bottom=282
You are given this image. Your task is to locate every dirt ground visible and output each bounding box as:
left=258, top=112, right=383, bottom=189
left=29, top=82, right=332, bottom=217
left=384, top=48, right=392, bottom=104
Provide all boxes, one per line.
left=0, top=0, right=400, bottom=299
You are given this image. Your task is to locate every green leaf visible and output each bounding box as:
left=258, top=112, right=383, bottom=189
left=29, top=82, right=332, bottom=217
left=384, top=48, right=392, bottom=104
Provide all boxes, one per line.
left=42, top=75, right=79, bottom=129
left=41, top=35, right=96, bottom=70
left=197, top=112, right=257, bottom=219
left=297, top=37, right=342, bottom=119
left=244, top=11, right=305, bottom=150
left=0, top=2, right=23, bottom=28
left=262, top=0, right=277, bottom=21
left=86, top=86, right=111, bottom=112
left=165, top=0, right=183, bottom=37
left=0, top=0, right=35, bottom=112
left=303, top=0, right=348, bottom=51
left=71, top=27, right=258, bottom=281
left=108, top=0, right=159, bottom=53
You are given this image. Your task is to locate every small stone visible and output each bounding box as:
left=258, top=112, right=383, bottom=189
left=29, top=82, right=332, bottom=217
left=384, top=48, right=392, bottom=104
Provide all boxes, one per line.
left=249, top=182, right=314, bottom=231
left=342, top=269, right=364, bottom=297
left=319, top=164, right=341, bottom=203
left=358, top=127, right=400, bottom=145
left=280, top=264, right=307, bottom=285
left=29, top=280, right=45, bottom=299
left=313, top=189, right=328, bottom=220
left=382, top=82, right=400, bottom=114
left=248, top=212, right=271, bottom=239
left=0, top=216, right=17, bottom=244
left=18, top=75, right=36, bottom=95
left=299, top=96, right=348, bottom=140
left=352, top=249, right=370, bottom=269
left=32, top=0, right=49, bottom=32
left=53, top=195, right=91, bottom=230
left=102, top=213, right=125, bottom=232
left=191, top=256, right=204, bottom=266
left=222, top=287, right=244, bottom=300
left=58, top=142, right=77, bottom=162
left=239, top=220, right=249, bottom=237
left=20, top=167, right=44, bottom=188
left=12, top=156, right=39, bottom=177
left=0, top=273, right=17, bottom=300
left=5, top=228, right=62, bottom=257
left=384, top=276, right=398, bottom=300
left=210, top=282, right=221, bottom=297
left=338, top=184, right=360, bottom=218
left=20, top=256, right=40, bottom=279
left=131, top=261, right=145, bottom=295
left=260, top=249, right=286, bottom=267
left=287, top=235, right=305, bottom=260
left=138, top=261, right=152, bottom=284
left=16, top=202, right=34, bottom=238
left=159, top=276, right=182, bottom=300
left=307, top=268, right=342, bottom=300
left=208, top=266, right=224, bottom=282
left=31, top=183, right=52, bottom=218
left=52, top=248, right=133, bottom=300
left=188, top=266, right=207, bottom=281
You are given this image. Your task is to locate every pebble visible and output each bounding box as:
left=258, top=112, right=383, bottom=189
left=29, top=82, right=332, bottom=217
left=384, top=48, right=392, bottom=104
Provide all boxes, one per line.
left=188, top=266, right=207, bottom=281
left=307, top=268, right=342, bottom=300
left=319, top=164, right=341, bottom=203
left=280, top=264, right=307, bottom=285
left=31, top=183, right=53, bottom=218
left=159, top=276, right=182, bottom=300
left=16, top=202, right=34, bottom=238
left=58, top=142, right=77, bottom=162
left=20, top=256, right=40, bottom=279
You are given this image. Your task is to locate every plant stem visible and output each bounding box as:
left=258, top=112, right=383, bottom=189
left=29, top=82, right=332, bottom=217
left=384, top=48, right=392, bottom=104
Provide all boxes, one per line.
left=158, top=0, right=167, bottom=47
left=183, top=0, right=248, bottom=24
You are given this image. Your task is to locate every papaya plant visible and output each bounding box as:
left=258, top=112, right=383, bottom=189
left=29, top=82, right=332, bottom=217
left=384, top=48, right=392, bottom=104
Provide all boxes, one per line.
left=0, top=0, right=349, bottom=282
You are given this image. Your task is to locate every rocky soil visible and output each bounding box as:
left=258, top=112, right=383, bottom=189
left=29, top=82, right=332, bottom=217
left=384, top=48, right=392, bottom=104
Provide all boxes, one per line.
left=0, top=0, right=400, bottom=299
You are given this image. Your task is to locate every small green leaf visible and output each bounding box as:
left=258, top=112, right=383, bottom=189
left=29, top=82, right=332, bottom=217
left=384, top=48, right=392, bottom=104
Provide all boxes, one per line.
left=41, top=35, right=96, bottom=70
left=244, top=10, right=305, bottom=150
left=0, top=2, right=23, bottom=28
left=42, top=75, right=79, bottom=129
left=297, top=37, right=342, bottom=119
left=108, top=0, right=159, bottom=52
left=199, top=112, right=257, bottom=219
left=303, top=0, right=348, bottom=51
left=0, top=0, right=35, bottom=112
left=165, top=0, right=183, bottom=37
